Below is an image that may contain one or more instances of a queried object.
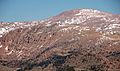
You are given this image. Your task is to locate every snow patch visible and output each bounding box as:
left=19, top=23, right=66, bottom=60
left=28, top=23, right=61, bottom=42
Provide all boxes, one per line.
left=5, top=46, right=9, bottom=51
left=96, top=27, right=102, bottom=32
left=75, top=12, right=82, bottom=16
left=46, top=23, right=52, bottom=26
left=49, top=34, right=52, bottom=37
left=105, top=24, right=120, bottom=30
left=78, top=32, right=81, bottom=34
left=7, top=50, right=14, bottom=55
left=0, top=45, right=2, bottom=48
left=0, top=35, right=2, bottom=37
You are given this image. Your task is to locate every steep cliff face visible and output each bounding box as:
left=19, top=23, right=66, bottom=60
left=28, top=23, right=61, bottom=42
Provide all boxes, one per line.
left=0, top=9, right=120, bottom=71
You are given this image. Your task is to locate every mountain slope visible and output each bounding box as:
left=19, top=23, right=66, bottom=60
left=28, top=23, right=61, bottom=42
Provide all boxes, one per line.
left=0, top=9, right=120, bottom=71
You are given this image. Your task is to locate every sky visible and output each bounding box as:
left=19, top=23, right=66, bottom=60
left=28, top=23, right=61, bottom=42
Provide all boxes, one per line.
left=0, top=0, right=120, bottom=22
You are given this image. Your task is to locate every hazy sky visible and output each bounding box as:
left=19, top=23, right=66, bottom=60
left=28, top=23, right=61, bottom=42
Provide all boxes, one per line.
left=0, top=0, right=120, bottom=22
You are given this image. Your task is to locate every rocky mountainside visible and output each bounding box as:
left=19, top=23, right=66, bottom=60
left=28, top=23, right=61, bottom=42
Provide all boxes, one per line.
left=0, top=9, right=120, bottom=71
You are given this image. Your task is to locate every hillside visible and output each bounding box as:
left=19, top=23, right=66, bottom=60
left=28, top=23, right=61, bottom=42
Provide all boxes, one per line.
left=0, top=9, right=120, bottom=71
